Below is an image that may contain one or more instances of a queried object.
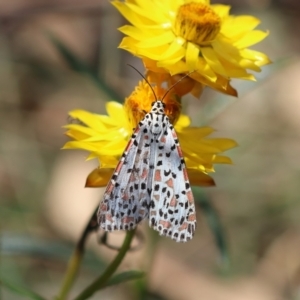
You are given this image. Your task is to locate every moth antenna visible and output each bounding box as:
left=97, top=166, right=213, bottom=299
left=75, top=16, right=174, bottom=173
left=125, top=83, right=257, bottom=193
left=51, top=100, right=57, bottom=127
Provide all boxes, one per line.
left=161, top=71, right=195, bottom=102
left=127, top=64, right=158, bottom=102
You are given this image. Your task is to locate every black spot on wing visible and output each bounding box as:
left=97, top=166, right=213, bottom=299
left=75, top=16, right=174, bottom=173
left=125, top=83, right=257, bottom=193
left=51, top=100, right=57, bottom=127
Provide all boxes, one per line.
left=164, top=169, right=171, bottom=176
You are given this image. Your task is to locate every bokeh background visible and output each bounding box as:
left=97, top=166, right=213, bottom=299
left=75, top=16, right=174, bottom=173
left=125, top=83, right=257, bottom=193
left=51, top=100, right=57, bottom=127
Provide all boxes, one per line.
left=1, top=0, right=300, bottom=299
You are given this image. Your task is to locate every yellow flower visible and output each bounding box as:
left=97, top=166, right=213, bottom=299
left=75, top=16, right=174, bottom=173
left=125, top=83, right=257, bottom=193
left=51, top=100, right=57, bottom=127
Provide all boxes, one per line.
left=63, top=81, right=237, bottom=188
left=113, top=0, right=271, bottom=96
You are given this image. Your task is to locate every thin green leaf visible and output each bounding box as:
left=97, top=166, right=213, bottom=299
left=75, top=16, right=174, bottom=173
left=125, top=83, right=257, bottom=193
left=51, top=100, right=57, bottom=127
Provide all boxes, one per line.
left=0, top=277, right=46, bottom=300
left=105, top=270, right=144, bottom=287
left=193, top=188, right=229, bottom=265
left=47, top=32, right=122, bottom=102
left=135, top=279, right=167, bottom=300
left=1, top=232, right=106, bottom=272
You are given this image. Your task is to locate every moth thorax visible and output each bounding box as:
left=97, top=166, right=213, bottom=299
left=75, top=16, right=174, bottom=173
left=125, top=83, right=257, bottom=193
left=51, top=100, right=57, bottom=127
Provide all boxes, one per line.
left=150, top=115, right=165, bottom=135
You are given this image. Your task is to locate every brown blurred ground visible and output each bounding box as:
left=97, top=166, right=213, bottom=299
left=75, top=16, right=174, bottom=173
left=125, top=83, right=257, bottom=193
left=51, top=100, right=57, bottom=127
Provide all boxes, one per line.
left=1, top=0, right=300, bottom=299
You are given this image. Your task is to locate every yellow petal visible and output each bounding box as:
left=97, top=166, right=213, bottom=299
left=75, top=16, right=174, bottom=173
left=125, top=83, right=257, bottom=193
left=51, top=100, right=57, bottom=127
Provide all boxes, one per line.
left=68, top=110, right=106, bottom=131
left=65, top=130, right=90, bottom=141
left=118, top=37, right=139, bottom=54
left=186, top=42, right=200, bottom=71
left=111, top=1, right=145, bottom=28
left=240, top=49, right=272, bottom=66
left=212, top=38, right=242, bottom=66
left=158, top=57, right=184, bottom=67
left=178, top=127, right=215, bottom=138
left=99, top=156, right=119, bottom=167
left=196, top=58, right=218, bottom=81
left=125, top=1, right=168, bottom=24
left=234, top=30, right=269, bottom=49
left=137, top=45, right=172, bottom=61
left=105, top=102, right=130, bottom=130
left=64, top=124, right=98, bottom=140
left=188, top=169, right=216, bottom=187
left=137, top=31, right=175, bottom=48
left=85, top=168, right=114, bottom=187
left=222, top=16, right=261, bottom=38
left=159, top=37, right=185, bottom=61
left=62, top=141, right=99, bottom=152
left=175, top=114, right=191, bottom=128
left=83, top=130, right=125, bottom=142
left=98, top=138, right=127, bottom=154
left=218, top=57, right=257, bottom=79
left=131, top=0, right=153, bottom=11
left=106, top=101, right=124, bottom=118
left=213, top=155, right=233, bottom=164
left=202, top=138, right=238, bottom=151
left=190, top=72, right=237, bottom=96
left=86, top=154, right=119, bottom=166
left=185, top=153, right=214, bottom=169
left=201, top=47, right=228, bottom=77
left=119, top=25, right=153, bottom=40
left=211, top=4, right=230, bottom=18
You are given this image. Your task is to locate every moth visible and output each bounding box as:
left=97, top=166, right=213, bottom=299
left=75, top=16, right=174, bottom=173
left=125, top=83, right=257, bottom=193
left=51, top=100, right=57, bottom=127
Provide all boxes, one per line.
left=98, top=69, right=196, bottom=242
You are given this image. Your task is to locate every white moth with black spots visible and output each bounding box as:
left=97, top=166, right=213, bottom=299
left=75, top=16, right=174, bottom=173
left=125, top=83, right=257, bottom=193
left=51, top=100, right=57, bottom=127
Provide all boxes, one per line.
left=97, top=99, right=197, bottom=242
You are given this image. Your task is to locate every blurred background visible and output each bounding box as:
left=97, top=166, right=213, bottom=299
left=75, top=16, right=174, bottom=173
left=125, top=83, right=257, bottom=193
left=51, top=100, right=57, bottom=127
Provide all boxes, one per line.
left=1, top=0, right=300, bottom=299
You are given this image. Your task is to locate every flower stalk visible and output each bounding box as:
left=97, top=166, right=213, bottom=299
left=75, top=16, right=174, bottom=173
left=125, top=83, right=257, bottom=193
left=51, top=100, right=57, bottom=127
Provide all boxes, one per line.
left=56, top=208, right=98, bottom=300
left=74, top=229, right=136, bottom=300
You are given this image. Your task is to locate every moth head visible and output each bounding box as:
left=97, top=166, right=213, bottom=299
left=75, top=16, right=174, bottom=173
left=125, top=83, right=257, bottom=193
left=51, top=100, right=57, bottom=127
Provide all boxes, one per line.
left=151, top=100, right=165, bottom=114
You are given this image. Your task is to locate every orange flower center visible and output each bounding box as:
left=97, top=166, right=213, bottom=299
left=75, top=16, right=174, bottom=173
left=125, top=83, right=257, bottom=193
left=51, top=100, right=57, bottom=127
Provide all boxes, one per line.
left=124, top=81, right=181, bottom=128
left=174, top=2, right=221, bottom=44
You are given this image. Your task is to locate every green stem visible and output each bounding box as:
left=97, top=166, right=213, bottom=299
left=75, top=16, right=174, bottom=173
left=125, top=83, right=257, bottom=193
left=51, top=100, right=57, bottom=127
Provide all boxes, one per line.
left=74, top=229, right=136, bottom=300
left=56, top=248, right=83, bottom=300
left=56, top=208, right=98, bottom=300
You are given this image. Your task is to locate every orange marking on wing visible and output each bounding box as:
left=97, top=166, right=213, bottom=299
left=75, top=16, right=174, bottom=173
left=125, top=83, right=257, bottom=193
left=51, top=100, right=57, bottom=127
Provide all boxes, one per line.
left=170, top=196, right=177, bottom=207
left=124, top=139, right=134, bottom=152
left=141, top=168, right=148, bottom=179
left=122, top=192, right=130, bottom=201
left=106, top=182, right=115, bottom=194
left=105, top=214, right=113, bottom=222
left=183, top=168, right=189, bottom=181
left=179, top=222, right=188, bottom=231
left=165, top=178, right=173, bottom=188
left=159, top=220, right=172, bottom=228
left=188, top=214, right=196, bottom=221
left=153, top=195, right=160, bottom=201
left=187, top=190, right=194, bottom=203
left=171, top=129, right=177, bottom=137
left=155, top=170, right=161, bottom=181
left=143, top=151, right=149, bottom=157
left=122, top=216, right=135, bottom=224
left=176, top=145, right=183, bottom=157
left=160, top=136, right=166, bottom=143
left=100, top=203, right=108, bottom=211
left=115, top=161, right=124, bottom=174
left=129, top=174, right=137, bottom=183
